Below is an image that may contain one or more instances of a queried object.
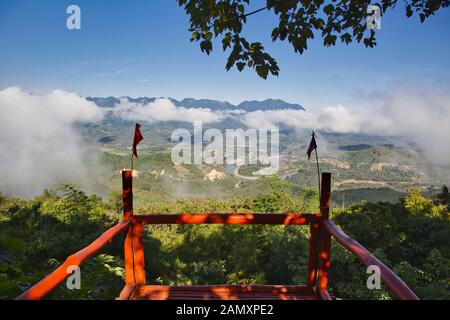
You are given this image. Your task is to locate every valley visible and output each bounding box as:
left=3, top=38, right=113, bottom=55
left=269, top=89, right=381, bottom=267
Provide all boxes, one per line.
left=76, top=96, right=448, bottom=209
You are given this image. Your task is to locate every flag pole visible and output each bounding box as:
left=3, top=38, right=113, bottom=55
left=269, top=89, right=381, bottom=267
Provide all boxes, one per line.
left=313, top=131, right=321, bottom=198
left=131, top=150, right=134, bottom=171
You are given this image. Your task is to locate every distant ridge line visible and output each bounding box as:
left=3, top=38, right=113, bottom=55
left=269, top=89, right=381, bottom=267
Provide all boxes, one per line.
left=86, top=96, right=305, bottom=111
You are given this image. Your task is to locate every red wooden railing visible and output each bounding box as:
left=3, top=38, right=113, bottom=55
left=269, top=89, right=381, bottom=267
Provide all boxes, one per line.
left=323, top=220, right=418, bottom=300
left=131, top=213, right=320, bottom=225
left=15, top=220, right=130, bottom=300
left=15, top=171, right=419, bottom=300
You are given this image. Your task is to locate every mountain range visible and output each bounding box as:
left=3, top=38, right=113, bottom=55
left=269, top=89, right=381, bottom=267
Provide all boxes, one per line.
left=86, top=97, right=305, bottom=112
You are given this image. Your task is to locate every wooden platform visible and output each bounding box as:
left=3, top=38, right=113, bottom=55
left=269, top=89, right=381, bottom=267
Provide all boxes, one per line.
left=16, top=172, right=419, bottom=301
left=125, top=285, right=319, bottom=300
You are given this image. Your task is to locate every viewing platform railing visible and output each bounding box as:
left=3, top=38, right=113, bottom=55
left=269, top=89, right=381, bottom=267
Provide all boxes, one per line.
left=16, top=171, right=419, bottom=300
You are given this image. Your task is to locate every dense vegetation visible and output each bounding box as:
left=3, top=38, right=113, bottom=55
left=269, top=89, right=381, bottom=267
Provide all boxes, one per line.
left=0, top=180, right=448, bottom=300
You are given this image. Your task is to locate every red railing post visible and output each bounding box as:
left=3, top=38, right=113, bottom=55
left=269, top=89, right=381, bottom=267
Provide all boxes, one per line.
left=123, top=170, right=135, bottom=284
left=306, top=220, right=320, bottom=290
left=317, top=172, right=332, bottom=299
left=122, top=169, right=146, bottom=287
left=132, top=222, right=146, bottom=285
left=124, top=228, right=135, bottom=284
left=122, top=170, right=133, bottom=220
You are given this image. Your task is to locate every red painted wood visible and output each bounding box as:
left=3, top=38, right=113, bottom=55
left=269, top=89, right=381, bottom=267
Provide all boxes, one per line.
left=117, top=283, right=136, bottom=300
left=319, top=173, right=331, bottom=219
left=306, top=221, right=320, bottom=289
left=133, top=285, right=317, bottom=300
left=317, top=172, right=332, bottom=294
left=15, top=221, right=130, bottom=300
left=133, top=213, right=318, bottom=225
left=317, top=232, right=331, bottom=292
left=123, top=170, right=135, bottom=284
left=15, top=171, right=420, bottom=301
left=132, top=223, right=146, bottom=285
left=324, top=220, right=419, bottom=300
left=124, top=226, right=135, bottom=284
left=122, top=170, right=133, bottom=220
left=122, top=170, right=145, bottom=286
left=319, top=289, right=332, bottom=300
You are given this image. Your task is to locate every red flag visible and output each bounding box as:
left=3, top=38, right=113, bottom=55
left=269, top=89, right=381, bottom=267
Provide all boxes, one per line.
left=307, top=133, right=317, bottom=160
left=132, top=123, right=143, bottom=157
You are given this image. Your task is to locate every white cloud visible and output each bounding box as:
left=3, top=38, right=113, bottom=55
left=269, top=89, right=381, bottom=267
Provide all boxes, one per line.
left=242, top=105, right=362, bottom=133
left=242, top=85, right=450, bottom=165
left=112, top=98, right=226, bottom=124
left=0, top=87, right=104, bottom=198
left=361, top=85, right=450, bottom=165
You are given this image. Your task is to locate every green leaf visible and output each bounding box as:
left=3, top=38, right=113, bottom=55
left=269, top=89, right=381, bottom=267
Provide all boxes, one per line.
left=406, top=5, right=413, bottom=17
left=200, top=40, right=213, bottom=55
left=323, top=4, right=334, bottom=15
left=324, top=34, right=337, bottom=47
left=419, top=13, right=426, bottom=23
left=191, top=31, right=200, bottom=42
left=256, top=65, right=269, bottom=79
left=236, top=62, right=245, bottom=72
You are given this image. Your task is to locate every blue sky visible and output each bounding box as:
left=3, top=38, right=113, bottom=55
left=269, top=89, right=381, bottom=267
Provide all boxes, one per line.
left=0, top=0, right=449, bottom=108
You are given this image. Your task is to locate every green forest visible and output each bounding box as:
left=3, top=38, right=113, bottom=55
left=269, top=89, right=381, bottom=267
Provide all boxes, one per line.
left=1, top=179, right=448, bottom=300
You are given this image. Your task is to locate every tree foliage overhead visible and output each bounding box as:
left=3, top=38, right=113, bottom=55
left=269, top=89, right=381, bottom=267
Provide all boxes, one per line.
left=178, top=0, right=449, bottom=78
